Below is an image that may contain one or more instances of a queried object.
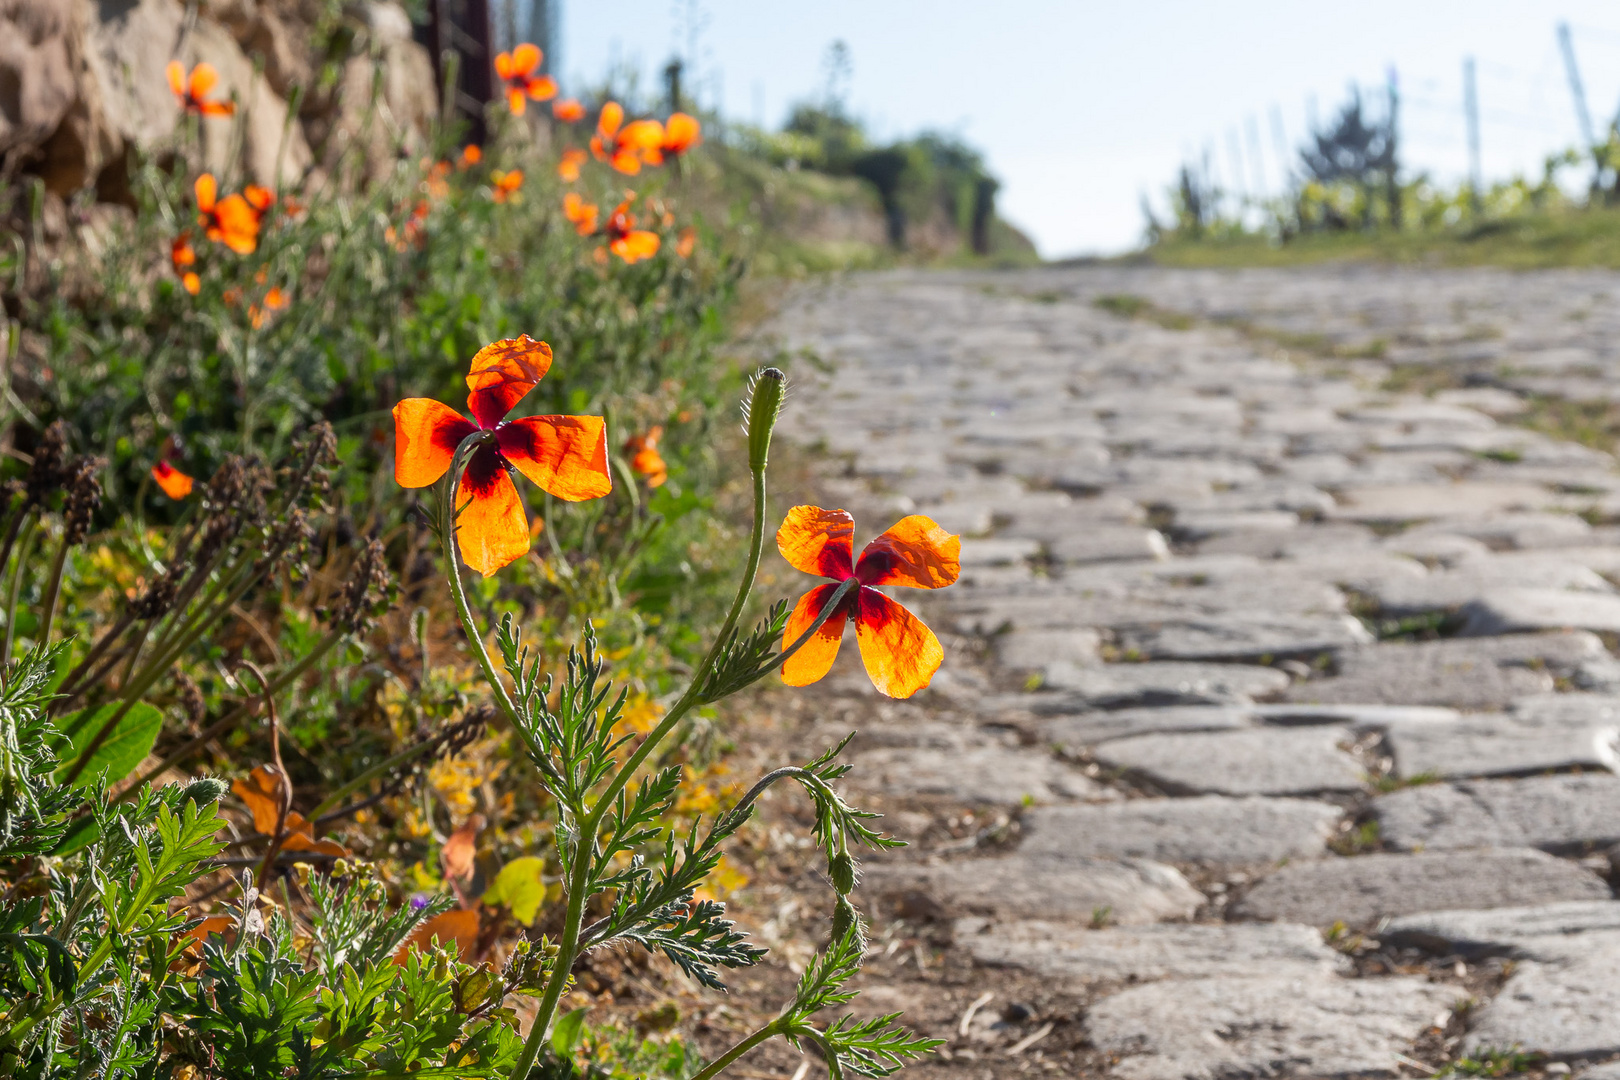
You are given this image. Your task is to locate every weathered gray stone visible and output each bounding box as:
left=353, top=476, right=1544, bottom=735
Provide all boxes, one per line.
left=1460, top=588, right=1620, bottom=636
left=1086, top=973, right=1456, bottom=1080
left=1232, top=849, right=1611, bottom=926
left=866, top=850, right=1203, bottom=924
left=1374, top=774, right=1620, bottom=853
left=994, top=628, right=1101, bottom=669
left=1466, top=932, right=1620, bottom=1059
left=852, top=744, right=1102, bottom=805
left=957, top=918, right=1347, bottom=980
left=1022, top=796, right=1341, bottom=864
left=1117, top=613, right=1371, bottom=661
left=1383, top=901, right=1620, bottom=958
left=1044, top=526, right=1169, bottom=564
left=1094, top=727, right=1365, bottom=796
left=1038, top=705, right=1255, bottom=744
left=1331, top=483, right=1556, bottom=522
left=1251, top=703, right=1460, bottom=727
left=1040, top=661, right=1290, bottom=708
left=1286, top=633, right=1604, bottom=710
left=958, top=537, right=1040, bottom=567
left=1385, top=717, right=1619, bottom=779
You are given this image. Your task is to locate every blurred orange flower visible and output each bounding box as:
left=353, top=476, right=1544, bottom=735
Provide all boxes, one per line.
left=392, top=336, right=612, bottom=575
left=553, top=98, right=585, bottom=123
left=491, top=169, right=524, bottom=203
left=459, top=144, right=483, bottom=169
left=624, top=426, right=668, bottom=487
left=563, top=192, right=599, bottom=235
left=167, top=61, right=235, bottom=117
left=661, top=112, right=702, bottom=158
left=676, top=226, right=697, bottom=258
left=244, top=184, right=275, bottom=224
left=776, top=506, right=961, bottom=699
left=590, top=102, right=663, bottom=175
left=250, top=286, right=288, bottom=329
left=494, top=43, right=557, bottom=115
left=557, top=147, right=587, bottom=182
left=602, top=195, right=660, bottom=263
left=151, top=459, right=194, bottom=499
left=170, top=234, right=200, bottom=294
left=194, top=174, right=259, bottom=255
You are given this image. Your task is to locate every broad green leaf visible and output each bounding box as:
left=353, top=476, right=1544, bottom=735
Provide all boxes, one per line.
left=551, top=1007, right=588, bottom=1056
left=482, top=856, right=547, bottom=925
left=51, top=701, right=165, bottom=787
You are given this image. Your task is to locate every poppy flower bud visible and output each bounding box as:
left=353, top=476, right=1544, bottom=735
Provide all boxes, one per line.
left=830, top=892, right=862, bottom=947
left=62, top=456, right=104, bottom=546
left=745, top=367, right=786, bottom=473
left=828, top=848, right=856, bottom=894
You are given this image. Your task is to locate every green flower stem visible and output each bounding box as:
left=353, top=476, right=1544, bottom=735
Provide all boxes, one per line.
left=439, top=433, right=519, bottom=728
left=687, top=1017, right=789, bottom=1080
left=1, top=513, right=36, bottom=665
left=35, top=529, right=70, bottom=645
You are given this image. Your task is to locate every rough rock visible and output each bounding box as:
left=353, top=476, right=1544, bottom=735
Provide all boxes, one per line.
left=865, top=851, right=1203, bottom=925
left=1039, top=661, right=1290, bottom=708
left=1374, top=774, right=1620, bottom=853
left=1232, top=849, right=1610, bottom=926
left=1465, top=932, right=1620, bottom=1059
left=1460, top=588, right=1620, bottom=636
left=852, top=744, right=1102, bottom=805
left=1021, top=796, right=1342, bottom=864
left=994, top=628, right=1101, bottom=669
left=1037, top=705, right=1254, bottom=745
left=0, top=0, right=80, bottom=158
left=1086, top=973, right=1456, bottom=1080
left=1116, top=613, right=1372, bottom=661
left=1094, top=727, right=1365, bottom=796
left=1383, top=902, right=1620, bottom=958
left=957, top=918, right=1347, bottom=981
left=1384, top=717, right=1619, bottom=779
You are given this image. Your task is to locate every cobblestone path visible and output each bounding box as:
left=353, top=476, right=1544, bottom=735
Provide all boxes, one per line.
left=767, top=265, right=1620, bottom=1079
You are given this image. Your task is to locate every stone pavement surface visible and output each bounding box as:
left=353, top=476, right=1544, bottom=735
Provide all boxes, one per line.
left=769, top=265, right=1620, bottom=1078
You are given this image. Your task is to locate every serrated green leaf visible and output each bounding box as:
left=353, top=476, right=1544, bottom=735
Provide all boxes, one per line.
left=51, top=701, right=165, bottom=787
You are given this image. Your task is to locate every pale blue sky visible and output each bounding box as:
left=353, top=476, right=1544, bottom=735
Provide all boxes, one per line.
left=562, top=2, right=1620, bottom=257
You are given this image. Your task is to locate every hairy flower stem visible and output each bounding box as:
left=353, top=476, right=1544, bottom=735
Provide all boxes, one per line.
left=1, top=515, right=36, bottom=666
left=35, top=532, right=71, bottom=645
left=688, top=1017, right=789, bottom=1080
left=439, top=433, right=520, bottom=727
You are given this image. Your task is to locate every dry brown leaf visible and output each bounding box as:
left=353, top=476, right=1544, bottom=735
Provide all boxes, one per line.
left=395, top=907, right=480, bottom=964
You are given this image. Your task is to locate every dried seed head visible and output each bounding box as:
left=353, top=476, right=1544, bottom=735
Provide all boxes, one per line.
left=26, top=421, right=70, bottom=503
left=174, top=670, right=207, bottom=728
left=323, top=538, right=394, bottom=635
left=61, top=456, right=104, bottom=545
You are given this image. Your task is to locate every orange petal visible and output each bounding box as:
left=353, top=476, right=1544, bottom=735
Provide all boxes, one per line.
left=497, top=415, right=611, bottom=501
left=507, top=87, right=527, bottom=115
left=777, top=505, right=854, bottom=580
left=393, top=398, right=477, bottom=488
left=167, top=60, right=186, bottom=97
left=598, top=101, right=623, bottom=137
left=244, top=184, right=274, bottom=215
left=182, top=271, right=200, bottom=295
left=198, top=99, right=236, bottom=117
left=611, top=230, right=660, bottom=263
left=664, top=112, right=701, bottom=153
left=621, top=119, right=665, bottom=151
left=194, top=173, right=217, bottom=212
left=213, top=194, right=259, bottom=254
left=781, top=584, right=851, bottom=687
left=456, top=455, right=530, bottom=576
left=610, top=148, right=643, bottom=175
left=441, top=813, right=483, bottom=883
left=465, top=336, right=553, bottom=428
left=151, top=460, right=194, bottom=499
left=494, top=51, right=515, bottom=81
left=855, top=515, right=961, bottom=589
left=528, top=75, right=558, bottom=100
left=395, top=908, right=479, bottom=964
left=554, top=98, right=584, bottom=122
left=232, top=765, right=289, bottom=835
left=854, top=588, right=943, bottom=699
left=511, top=43, right=541, bottom=76
left=188, top=62, right=219, bottom=98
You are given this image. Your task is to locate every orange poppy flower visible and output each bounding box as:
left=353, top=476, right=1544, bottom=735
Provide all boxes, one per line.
left=563, top=192, right=599, bottom=235
left=624, top=426, right=667, bottom=487
left=166, top=60, right=235, bottom=117
left=171, top=234, right=200, bottom=294
left=494, top=43, right=557, bottom=115
left=590, top=102, right=662, bottom=175
left=777, top=507, right=960, bottom=699
left=603, top=196, right=660, bottom=263
left=676, top=226, right=697, bottom=258
left=553, top=98, right=585, bottom=123
left=151, top=459, right=194, bottom=499
left=662, top=112, right=702, bottom=157
left=243, top=184, right=275, bottom=224
left=491, top=169, right=524, bottom=204
left=557, top=147, right=587, bottom=183
left=392, top=336, right=612, bottom=576
left=249, top=286, right=287, bottom=329
left=459, top=143, right=483, bottom=169
left=195, top=174, right=259, bottom=255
